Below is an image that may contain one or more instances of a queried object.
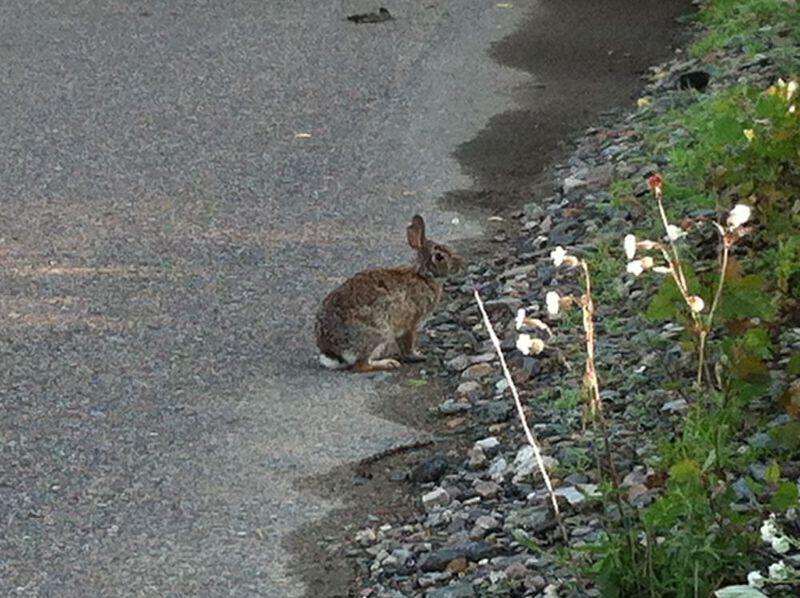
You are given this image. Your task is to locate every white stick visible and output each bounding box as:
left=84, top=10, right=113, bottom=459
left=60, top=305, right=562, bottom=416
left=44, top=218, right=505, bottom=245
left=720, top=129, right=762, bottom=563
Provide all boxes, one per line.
left=473, top=289, right=566, bottom=538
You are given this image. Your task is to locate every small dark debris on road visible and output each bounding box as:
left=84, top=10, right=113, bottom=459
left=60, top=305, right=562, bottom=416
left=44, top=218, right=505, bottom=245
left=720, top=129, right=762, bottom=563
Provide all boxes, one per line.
left=347, top=7, right=394, bottom=24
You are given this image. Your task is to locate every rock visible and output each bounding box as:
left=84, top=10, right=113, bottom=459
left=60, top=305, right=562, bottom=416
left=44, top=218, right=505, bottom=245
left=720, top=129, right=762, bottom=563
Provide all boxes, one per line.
left=469, top=352, right=496, bottom=365
left=562, top=176, right=588, bottom=193
left=355, top=528, right=378, bottom=546
left=439, top=399, right=471, bottom=414
left=548, top=220, right=582, bottom=245
left=501, top=264, right=538, bottom=279
left=445, top=557, right=468, bottom=574
left=474, top=515, right=500, bottom=531
left=488, top=457, right=508, bottom=480
left=525, top=575, right=547, bottom=592
left=513, top=446, right=558, bottom=482
left=475, top=436, right=500, bottom=452
left=485, top=296, right=523, bottom=314
left=661, top=398, right=688, bottom=413
left=505, top=561, right=529, bottom=580
left=731, top=477, right=757, bottom=503
left=411, top=455, right=449, bottom=484
left=468, top=446, right=488, bottom=469
left=425, top=583, right=475, bottom=598
left=419, top=542, right=496, bottom=572
left=475, top=400, right=511, bottom=424
left=456, top=381, right=484, bottom=401
left=473, top=480, right=501, bottom=498
left=504, top=507, right=550, bottom=531
left=462, top=363, right=494, bottom=380
left=447, top=355, right=470, bottom=372
left=422, top=487, right=451, bottom=511
left=554, top=486, right=586, bottom=506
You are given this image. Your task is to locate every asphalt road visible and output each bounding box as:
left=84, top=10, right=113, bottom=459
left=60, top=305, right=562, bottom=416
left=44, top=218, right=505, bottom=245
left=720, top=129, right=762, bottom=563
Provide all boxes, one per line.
left=0, top=1, right=525, bottom=596
left=0, top=1, right=688, bottom=596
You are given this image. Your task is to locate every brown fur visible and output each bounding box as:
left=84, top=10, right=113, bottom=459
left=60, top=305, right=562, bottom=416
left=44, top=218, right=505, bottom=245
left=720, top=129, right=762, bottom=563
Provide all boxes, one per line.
left=315, top=215, right=463, bottom=372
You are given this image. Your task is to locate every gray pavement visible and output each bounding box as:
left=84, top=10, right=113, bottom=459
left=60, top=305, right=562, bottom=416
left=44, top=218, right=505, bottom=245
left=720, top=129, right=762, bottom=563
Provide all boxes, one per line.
left=0, top=1, right=527, bottom=595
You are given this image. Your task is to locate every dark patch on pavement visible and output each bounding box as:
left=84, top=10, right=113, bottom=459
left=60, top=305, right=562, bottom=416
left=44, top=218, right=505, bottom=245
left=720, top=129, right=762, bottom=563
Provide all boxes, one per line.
left=442, top=0, right=693, bottom=215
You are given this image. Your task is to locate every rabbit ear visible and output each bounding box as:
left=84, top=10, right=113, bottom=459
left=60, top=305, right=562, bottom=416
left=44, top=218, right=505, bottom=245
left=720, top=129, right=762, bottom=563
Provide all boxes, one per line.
left=407, top=215, right=426, bottom=249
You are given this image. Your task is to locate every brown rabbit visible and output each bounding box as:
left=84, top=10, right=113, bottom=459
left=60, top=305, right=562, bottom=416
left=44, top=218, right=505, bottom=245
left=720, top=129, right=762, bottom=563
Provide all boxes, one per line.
left=315, top=215, right=463, bottom=372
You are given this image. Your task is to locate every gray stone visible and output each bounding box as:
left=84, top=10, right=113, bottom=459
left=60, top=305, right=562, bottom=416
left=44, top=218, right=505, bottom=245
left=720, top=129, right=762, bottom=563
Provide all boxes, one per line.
left=562, top=176, right=588, bottom=193
left=504, top=506, right=550, bottom=531
left=475, top=436, right=500, bottom=452
left=447, top=354, right=470, bottom=372
left=462, top=363, right=494, bottom=380
left=425, top=583, right=476, bottom=598
left=513, top=446, right=558, bottom=482
left=439, top=399, right=471, bottom=414
left=422, top=487, right=451, bottom=511
left=419, top=542, right=497, bottom=572
left=411, top=455, right=449, bottom=484
left=456, top=381, right=484, bottom=401
left=475, top=400, right=511, bottom=424
left=468, top=446, right=487, bottom=469
left=474, top=480, right=501, bottom=498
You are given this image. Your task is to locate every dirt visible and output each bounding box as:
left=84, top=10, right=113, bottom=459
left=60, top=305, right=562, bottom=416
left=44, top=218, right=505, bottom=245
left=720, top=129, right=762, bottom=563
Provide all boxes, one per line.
left=287, top=0, right=693, bottom=596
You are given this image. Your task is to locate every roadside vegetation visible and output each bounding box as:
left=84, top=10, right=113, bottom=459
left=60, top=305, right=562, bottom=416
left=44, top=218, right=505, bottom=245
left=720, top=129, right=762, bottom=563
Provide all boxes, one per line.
left=511, top=1, right=800, bottom=596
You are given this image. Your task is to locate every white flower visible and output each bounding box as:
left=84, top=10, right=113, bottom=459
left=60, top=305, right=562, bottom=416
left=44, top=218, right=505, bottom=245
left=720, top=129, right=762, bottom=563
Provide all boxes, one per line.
left=727, top=204, right=752, bottom=229
left=771, top=535, right=791, bottom=554
left=747, top=570, right=765, bottom=588
left=787, top=80, right=798, bottom=101
left=626, top=260, right=645, bottom=276
left=761, top=518, right=780, bottom=543
left=768, top=560, right=788, bottom=581
left=516, top=334, right=545, bottom=355
left=550, top=246, right=567, bottom=267
left=515, top=308, right=526, bottom=330
left=687, top=295, right=705, bottom=313
left=640, top=256, right=654, bottom=269
left=546, top=291, right=560, bottom=315
left=666, top=224, right=685, bottom=241
left=624, top=234, right=637, bottom=260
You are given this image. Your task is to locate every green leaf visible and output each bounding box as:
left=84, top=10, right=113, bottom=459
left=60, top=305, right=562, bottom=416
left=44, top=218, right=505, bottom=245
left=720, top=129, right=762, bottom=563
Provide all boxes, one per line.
left=765, top=461, right=781, bottom=485
left=769, top=422, right=800, bottom=451
left=646, top=277, right=684, bottom=321
left=669, top=459, right=701, bottom=483
left=714, top=586, right=767, bottom=598
left=718, top=275, right=777, bottom=321
left=770, top=481, right=799, bottom=512
left=788, top=352, right=800, bottom=376
left=710, top=114, right=744, bottom=146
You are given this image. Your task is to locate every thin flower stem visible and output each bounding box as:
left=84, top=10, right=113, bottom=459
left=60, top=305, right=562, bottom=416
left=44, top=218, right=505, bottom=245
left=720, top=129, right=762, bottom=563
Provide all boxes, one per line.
left=698, top=233, right=731, bottom=387
left=473, top=289, right=568, bottom=543
left=657, top=197, right=689, bottom=291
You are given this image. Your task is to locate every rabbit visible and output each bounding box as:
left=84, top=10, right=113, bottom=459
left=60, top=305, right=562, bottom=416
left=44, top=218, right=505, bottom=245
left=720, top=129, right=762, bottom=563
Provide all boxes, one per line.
left=315, top=214, right=463, bottom=373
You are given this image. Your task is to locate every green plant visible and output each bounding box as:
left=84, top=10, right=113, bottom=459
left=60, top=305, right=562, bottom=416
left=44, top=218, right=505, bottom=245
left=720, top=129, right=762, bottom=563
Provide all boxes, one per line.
left=690, top=0, right=800, bottom=71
